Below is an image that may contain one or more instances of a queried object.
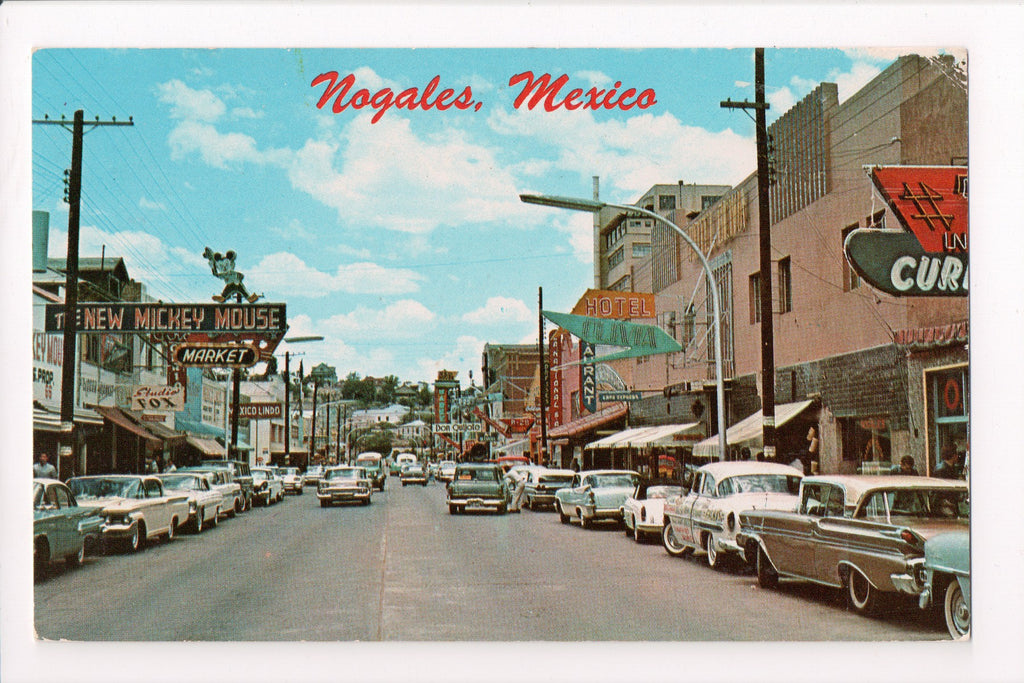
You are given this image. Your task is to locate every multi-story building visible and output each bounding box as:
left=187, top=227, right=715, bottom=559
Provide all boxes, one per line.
left=616, top=54, right=967, bottom=475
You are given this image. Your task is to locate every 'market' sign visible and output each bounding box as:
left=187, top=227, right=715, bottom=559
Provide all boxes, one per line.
left=844, top=166, right=967, bottom=297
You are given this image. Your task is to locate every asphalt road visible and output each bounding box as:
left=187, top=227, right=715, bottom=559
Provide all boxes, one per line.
left=34, top=478, right=949, bottom=642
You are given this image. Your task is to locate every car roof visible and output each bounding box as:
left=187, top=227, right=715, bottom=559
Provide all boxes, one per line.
left=579, top=469, right=640, bottom=477
left=68, top=474, right=146, bottom=480
left=697, top=461, right=804, bottom=478
left=800, top=474, right=967, bottom=503
left=535, top=469, right=575, bottom=476
left=456, top=462, right=500, bottom=469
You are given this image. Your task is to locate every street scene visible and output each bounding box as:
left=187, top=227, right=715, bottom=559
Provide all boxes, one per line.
left=5, top=4, right=1024, bottom=683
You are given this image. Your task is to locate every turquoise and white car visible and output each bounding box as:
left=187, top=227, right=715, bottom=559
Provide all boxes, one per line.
left=553, top=469, right=640, bottom=529
left=33, top=478, right=104, bottom=574
left=919, top=529, right=970, bottom=639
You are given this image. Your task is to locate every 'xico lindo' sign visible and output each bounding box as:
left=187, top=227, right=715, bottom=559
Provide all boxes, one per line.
left=844, top=166, right=967, bottom=297
left=44, top=303, right=287, bottom=334
left=231, top=402, right=283, bottom=420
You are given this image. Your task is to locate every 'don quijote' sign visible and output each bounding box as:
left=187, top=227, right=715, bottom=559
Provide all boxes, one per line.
left=844, top=166, right=967, bottom=297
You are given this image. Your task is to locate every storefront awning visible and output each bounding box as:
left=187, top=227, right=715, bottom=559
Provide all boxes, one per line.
left=187, top=436, right=225, bottom=456
left=692, top=399, right=815, bottom=458
left=33, top=406, right=104, bottom=431
left=175, top=417, right=227, bottom=440
left=585, top=426, right=652, bottom=450
left=628, top=422, right=703, bottom=447
left=547, top=403, right=628, bottom=440
left=492, top=438, right=530, bottom=455
left=93, top=405, right=164, bottom=446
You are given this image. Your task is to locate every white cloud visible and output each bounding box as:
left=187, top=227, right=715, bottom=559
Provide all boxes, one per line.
left=138, top=197, right=166, bottom=211
left=232, top=107, right=264, bottom=120
left=249, top=251, right=424, bottom=297
left=156, top=79, right=226, bottom=122
left=268, top=218, right=315, bottom=243
left=462, top=297, right=532, bottom=325
left=320, top=300, right=436, bottom=340
left=574, top=70, right=613, bottom=88
left=166, top=120, right=267, bottom=168
left=490, top=107, right=754, bottom=193
left=416, top=335, right=486, bottom=385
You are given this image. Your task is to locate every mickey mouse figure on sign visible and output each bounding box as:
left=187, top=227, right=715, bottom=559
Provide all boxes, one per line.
left=203, top=247, right=261, bottom=303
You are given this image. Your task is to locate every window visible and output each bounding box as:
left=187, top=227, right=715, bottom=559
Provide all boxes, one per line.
left=749, top=272, right=761, bottom=324
left=608, top=247, right=624, bottom=269
left=866, top=210, right=886, bottom=229
left=701, top=195, right=722, bottom=210
left=682, top=305, right=695, bottom=346
left=927, top=365, right=969, bottom=474
left=840, top=416, right=892, bottom=469
left=842, top=223, right=861, bottom=291
left=632, top=243, right=651, bottom=258
left=777, top=257, right=792, bottom=314
left=659, top=195, right=676, bottom=211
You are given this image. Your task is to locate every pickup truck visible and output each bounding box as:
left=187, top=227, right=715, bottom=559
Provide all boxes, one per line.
left=67, top=474, right=190, bottom=552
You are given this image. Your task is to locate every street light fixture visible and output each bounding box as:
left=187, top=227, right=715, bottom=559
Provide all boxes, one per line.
left=281, top=335, right=324, bottom=466
left=520, top=192, right=729, bottom=461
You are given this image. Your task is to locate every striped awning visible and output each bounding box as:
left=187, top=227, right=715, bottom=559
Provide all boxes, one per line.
left=93, top=405, right=164, bottom=446
left=186, top=436, right=225, bottom=456
left=547, top=403, right=628, bottom=439
left=692, top=399, right=815, bottom=458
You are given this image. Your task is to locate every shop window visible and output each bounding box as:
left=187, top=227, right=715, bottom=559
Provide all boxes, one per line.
left=842, top=223, right=861, bottom=291
left=840, top=416, right=893, bottom=471
left=927, top=365, right=969, bottom=474
left=777, top=257, right=792, bottom=314
left=749, top=272, right=761, bottom=324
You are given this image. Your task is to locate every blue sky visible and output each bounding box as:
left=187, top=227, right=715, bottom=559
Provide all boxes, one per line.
left=31, top=47, right=936, bottom=384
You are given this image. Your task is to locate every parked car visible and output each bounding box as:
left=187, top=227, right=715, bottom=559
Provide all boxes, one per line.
left=662, top=461, right=803, bottom=568
left=446, top=462, right=509, bottom=514
left=304, top=465, right=325, bottom=487
left=391, top=452, right=417, bottom=476
left=918, top=529, right=970, bottom=639
left=400, top=464, right=429, bottom=486
left=317, top=466, right=373, bottom=507
left=251, top=467, right=285, bottom=505
left=157, top=472, right=223, bottom=533
left=736, top=475, right=969, bottom=615
left=67, top=475, right=189, bottom=553
left=33, top=478, right=104, bottom=574
left=436, top=460, right=457, bottom=483
left=180, top=467, right=245, bottom=517
left=201, top=459, right=254, bottom=510
left=553, top=469, right=640, bottom=528
left=623, top=481, right=686, bottom=543
left=522, top=468, right=575, bottom=510
left=355, top=452, right=387, bottom=490
left=279, top=467, right=305, bottom=495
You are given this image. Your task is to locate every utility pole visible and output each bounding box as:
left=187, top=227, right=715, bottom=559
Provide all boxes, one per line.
left=538, top=286, right=548, bottom=464
left=721, top=48, right=776, bottom=460
left=283, top=352, right=291, bottom=465
left=33, top=111, right=133, bottom=478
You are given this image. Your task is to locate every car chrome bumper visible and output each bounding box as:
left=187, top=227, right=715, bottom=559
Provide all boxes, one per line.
left=317, top=490, right=370, bottom=501
left=448, top=497, right=503, bottom=509
left=892, top=559, right=927, bottom=596
left=582, top=505, right=622, bottom=520
left=101, top=521, right=137, bottom=538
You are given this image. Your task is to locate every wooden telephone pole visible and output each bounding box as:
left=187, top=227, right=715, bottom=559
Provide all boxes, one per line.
left=721, top=48, right=777, bottom=459
left=33, top=111, right=133, bottom=477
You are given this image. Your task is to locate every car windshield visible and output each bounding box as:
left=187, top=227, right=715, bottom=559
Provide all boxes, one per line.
left=68, top=477, right=141, bottom=499
left=160, top=474, right=202, bottom=491
left=252, top=470, right=269, bottom=481
left=538, top=474, right=574, bottom=484
left=455, top=468, right=499, bottom=482
left=356, top=458, right=380, bottom=468
left=718, top=474, right=802, bottom=496
left=858, top=488, right=970, bottom=520
left=325, top=468, right=361, bottom=480
left=647, top=485, right=685, bottom=499
left=592, top=474, right=637, bottom=488
left=33, top=483, right=44, bottom=506
left=283, top=468, right=300, bottom=476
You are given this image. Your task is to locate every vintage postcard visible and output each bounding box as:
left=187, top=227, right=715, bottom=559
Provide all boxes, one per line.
left=2, top=3, right=1021, bottom=683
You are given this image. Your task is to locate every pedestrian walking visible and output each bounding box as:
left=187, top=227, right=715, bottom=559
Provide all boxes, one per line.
left=33, top=453, right=58, bottom=479
left=898, top=455, right=919, bottom=476
left=508, top=469, right=528, bottom=512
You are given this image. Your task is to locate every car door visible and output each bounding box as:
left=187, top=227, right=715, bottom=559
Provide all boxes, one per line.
left=143, top=478, right=169, bottom=533
left=669, top=473, right=702, bottom=546
left=767, top=482, right=831, bottom=577
left=810, top=484, right=852, bottom=585
left=687, top=473, right=717, bottom=543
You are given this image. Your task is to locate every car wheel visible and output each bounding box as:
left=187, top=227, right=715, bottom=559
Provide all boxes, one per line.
left=402, top=482, right=407, bottom=487
left=234, top=497, right=244, bottom=515
left=705, top=534, right=720, bottom=569
left=166, top=518, right=177, bottom=542
left=579, top=510, right=592, bottom=529
left=194, top=509, right=204, bottom=534
left=756, top=546, right=779, bottom=589
left=320, top=499, right=329, bottom=508
left=128, top=523, right=145, bottom=553
left=847, top=569, right=880, bottom=615
left=944, top=579, right=970, bottom=638
left=65, top=543, right=85, bottom=568
left=662, top=523, right=688, bottom=558
left=34, top=538, right=50, bottom=577
left=497, top=503, right=507, bottom=515
left=556, top=502, right=569, bottom=525
left=634, top=521, right=644, bottom=543
left=210, top=507, right=219, bottom=527
left=448, top=503, right=457, bottom=515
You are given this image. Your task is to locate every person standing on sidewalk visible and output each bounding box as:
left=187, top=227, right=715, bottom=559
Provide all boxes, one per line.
left=33, top=453, right=58, bottom=479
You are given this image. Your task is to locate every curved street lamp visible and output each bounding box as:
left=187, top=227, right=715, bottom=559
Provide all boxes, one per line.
left=520, top=193, right=728, bottom=461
